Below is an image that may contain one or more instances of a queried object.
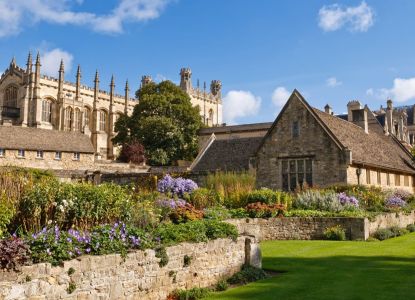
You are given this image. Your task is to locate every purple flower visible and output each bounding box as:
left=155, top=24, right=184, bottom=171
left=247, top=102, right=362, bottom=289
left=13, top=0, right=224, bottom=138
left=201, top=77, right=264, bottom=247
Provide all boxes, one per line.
left=385, top=196, right=406, bottom=208
left=338, top=193, right=359, bottom=208
left=157, top=174, right=198, bottom=197
left=85, top=248, right=91, bottom=253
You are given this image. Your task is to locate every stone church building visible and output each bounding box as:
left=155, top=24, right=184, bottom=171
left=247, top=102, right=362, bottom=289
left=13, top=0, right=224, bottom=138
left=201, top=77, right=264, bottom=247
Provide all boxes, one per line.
left=255, top=90, right=415, bottom=192
left=0, top=52, right=222, bottom=161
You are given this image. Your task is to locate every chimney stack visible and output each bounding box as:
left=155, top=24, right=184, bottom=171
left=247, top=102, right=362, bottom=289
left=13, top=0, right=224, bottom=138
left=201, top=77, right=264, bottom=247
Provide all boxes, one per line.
left=324, top=104, right=332, bottom=115
left=347, top=100, right=368, bottom=134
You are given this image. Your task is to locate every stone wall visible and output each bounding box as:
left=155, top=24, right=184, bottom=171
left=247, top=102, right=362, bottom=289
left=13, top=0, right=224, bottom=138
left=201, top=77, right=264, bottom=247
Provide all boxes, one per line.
left=226, top=217, right=367, bottom=241
left=227, top=212, right=415, bottom=242
left=0, top=237, right=260, bottom=300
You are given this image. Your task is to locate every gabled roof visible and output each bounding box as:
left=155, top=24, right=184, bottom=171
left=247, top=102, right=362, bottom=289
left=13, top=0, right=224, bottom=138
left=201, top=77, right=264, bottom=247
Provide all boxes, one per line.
left=0, top=126, right=95, bottom=153
left=258, top=90, right=415, bottom=174
left=198, top=122, right=272, bottom=135
left=191, top=136, right=262, bottom=173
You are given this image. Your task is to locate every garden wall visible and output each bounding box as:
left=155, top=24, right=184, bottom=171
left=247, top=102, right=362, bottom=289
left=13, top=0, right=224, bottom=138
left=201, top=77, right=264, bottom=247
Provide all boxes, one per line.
left=0, top=237, right=261, bottom=300
left=227, top=211, right=415, bottom=241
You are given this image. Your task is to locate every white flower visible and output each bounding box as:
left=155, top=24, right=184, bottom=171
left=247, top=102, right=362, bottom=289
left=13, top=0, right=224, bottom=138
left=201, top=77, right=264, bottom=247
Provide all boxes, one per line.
left=58, top=205, right=65, bottom=213
left=62, top=199, right=68, bottom=207
left=47, top=220, right=52, bottom=225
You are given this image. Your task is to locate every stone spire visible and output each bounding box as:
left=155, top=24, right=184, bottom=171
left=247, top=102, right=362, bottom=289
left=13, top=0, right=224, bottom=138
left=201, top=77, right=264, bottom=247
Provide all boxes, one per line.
left=92, top=70, right=100, bottom=154
left=59, top=59, right=64, bottom=73
left=35, top=52, right=41, bottom=77
left=57, top=59, right=65, bottom=130
left=75, top=65, right=81, bottom=102
left=26, top=51, right=32, bottom=73
left=108, top=75, right=115, bottom=160
left=124, top=79, right=130, bottom=114
left=180, top=68, right=192, bottom=91
left=10, top=57, right=16, bottom=68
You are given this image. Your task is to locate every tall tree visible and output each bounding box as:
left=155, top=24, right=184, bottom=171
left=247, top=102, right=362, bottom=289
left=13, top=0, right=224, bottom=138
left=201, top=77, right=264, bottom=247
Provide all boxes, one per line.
left=113, top=81, right=203, bottom=166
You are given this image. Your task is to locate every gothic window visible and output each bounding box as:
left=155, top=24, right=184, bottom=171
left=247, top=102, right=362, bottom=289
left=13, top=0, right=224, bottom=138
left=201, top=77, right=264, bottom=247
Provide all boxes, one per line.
left=64, top=107, right=73, bottom=131
left=99, top=110, right=107, bottom=132
left=4, top=86, right=18, bottom=107
left=281, top=158, right=312, bottom=191
left=41, top=99, right=52, bottom=123
left=84, top=107, right=91, bottom=131
left=74, top=108, right=82, bottom=132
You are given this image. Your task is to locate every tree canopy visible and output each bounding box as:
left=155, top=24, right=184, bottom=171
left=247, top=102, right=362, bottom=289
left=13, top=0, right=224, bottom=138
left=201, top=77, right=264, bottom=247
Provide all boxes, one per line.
left=113, top=81, right=203, bottom=166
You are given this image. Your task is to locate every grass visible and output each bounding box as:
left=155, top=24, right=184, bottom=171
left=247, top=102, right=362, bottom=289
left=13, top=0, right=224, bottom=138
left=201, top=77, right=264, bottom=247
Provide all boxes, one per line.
left=207, top=233, right=415, bottom=300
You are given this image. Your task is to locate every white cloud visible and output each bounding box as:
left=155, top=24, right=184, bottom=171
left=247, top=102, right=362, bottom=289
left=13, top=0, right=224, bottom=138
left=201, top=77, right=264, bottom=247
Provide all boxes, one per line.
left=40, top=48, right=74, bottom=77
left=0, top=0, right=172, bottom=38
left=318, top=1, right=374, bottom=32
left=326, top=77, right=342, bottom=87
left=271, top=87, right=290, bottom=108
left=382, top=77, right=415, bottom=102
left=223, top=90, right=261, bottom=125
left=366, top=88, right=374, bottom=96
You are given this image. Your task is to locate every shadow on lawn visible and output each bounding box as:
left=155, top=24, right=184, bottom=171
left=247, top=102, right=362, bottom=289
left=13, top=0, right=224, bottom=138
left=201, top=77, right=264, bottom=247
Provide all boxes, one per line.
left=213, top=255, right=415, bottom=300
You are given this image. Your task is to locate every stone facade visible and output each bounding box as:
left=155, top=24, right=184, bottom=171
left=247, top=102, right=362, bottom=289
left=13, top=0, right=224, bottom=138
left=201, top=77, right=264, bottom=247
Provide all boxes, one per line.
left=256, top=91, right=348, bottom=190
left=256, top=90, right=415, bottom=192
left=0, top=54, right=222, bottom=161
left=0, top=237, right=260, bottom=300
left=0, top=149, right=94, bottom=171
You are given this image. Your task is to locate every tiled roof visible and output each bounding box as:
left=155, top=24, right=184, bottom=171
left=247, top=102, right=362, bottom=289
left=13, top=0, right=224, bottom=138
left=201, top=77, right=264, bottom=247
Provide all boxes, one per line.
left=313, top=108, right=415, bottom=174
left=192, top=137, right=262, bottom=173
left=0, top=126, right=95, bottom=153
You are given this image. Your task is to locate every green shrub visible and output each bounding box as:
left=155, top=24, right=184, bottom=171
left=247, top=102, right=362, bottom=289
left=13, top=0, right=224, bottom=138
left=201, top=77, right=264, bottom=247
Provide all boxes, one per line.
left=203, top=206, right=232, bottom=221
left=389, top=226, right=409, bottom=237
left=216, top=279, right=229, bottom=291
left=228, top=208, right=250, bottom=218
left=154, top=220, right=238, bottom=246
left=205, top=172, right=255, bottom=208
left=373, top=228, right=393, bottom=241
left=189, top=188, right=222, bottom=209
left=323, top=225, right=346, bottom=241
left=171, top=287, right=211, bottom=300
left=243, top=189, right=292, bottom=208
left=0, top=194, right=15, bottom=238
left=155, top=246, right=169, bottom=267
left=227, top=264, right=267, bottom=285
left=406, top=224, right=415, bottom=232
left=294, top=190, right=342, bottom=212
left=131, top=200, right=161, bottom=229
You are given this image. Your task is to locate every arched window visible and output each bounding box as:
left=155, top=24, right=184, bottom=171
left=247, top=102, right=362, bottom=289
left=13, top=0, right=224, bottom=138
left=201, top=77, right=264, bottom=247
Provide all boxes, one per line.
left=99, top=110, right=107, bottom=132
left=41, top=99, right=52, bottom=123
left=74, top=108, right=82, bottom=132
left=64, top=107, right=73, bottom=131
left=4, top=86, right=18, bottom=107
left=209, top=109, right=214, bottom=121
left=84, top=107, right=92, bottom=131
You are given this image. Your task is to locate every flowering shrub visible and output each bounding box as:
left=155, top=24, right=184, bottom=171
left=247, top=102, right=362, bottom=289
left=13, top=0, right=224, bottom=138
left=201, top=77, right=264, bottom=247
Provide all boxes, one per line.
left=323, top=225, right=346, bottom=241
left=168, top=203, right=204, bottom=224
left=0, top=236, right=31, bottom=270
left=203, top=206, right=231, bottom=221
left=157, top=174, right=198, bottom=197
left=385, top=197, right=406, bottom=208
left=243, top=189, right=292, bottom=208
left=338, top=193, right=359, bottom=208
left=28, top=223, right=150, bottom=266
left=189, top=188, right=222, bottom=209
left=390, top=189, right=412, bottom=202
left=245, top=202, right=286, bottom=218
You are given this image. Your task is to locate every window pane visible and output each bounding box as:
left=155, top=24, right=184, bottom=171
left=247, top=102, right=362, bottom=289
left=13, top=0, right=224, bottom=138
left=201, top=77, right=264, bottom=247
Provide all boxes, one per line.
left=306, top=160, right=312, bottom=173
left=289, top=160, right=296, bottom=173
left=282, top=174, right=289, bottom=191
left=298, top=173, right=304, bottom=188
left=282, top=161, right=288, bottom=174
left=290, top=174, right=297, bottom=191
left=297, top=160, right=304, bottom=172
left=306, top=173, right=313, bottom=186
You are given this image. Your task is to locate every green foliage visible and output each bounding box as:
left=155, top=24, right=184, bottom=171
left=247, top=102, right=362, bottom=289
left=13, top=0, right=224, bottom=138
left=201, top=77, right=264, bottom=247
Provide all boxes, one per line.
left=227, top=264, right=267, bottom=285
left=67, top=282, right=76, bottom=294
left=373, top=226, right=409, bottom=241
left=183, top=254, right=192, bottom=267
left=216, top=279, right=229, bottom=291
left=243, top=189, right=292, bottom=208
left=189, top=188, right=222, bottom=209
left=0, top=194, right=15, bottom=238
left=284, top=209, right=375, bottom=219
left=246, top=202, right=286, bottom=218
left=67, top=267, right=75, bottom=276
left=203, top=206, right=232, bottom=221
left=228, top=208, right=250, bottom=219
left=168, top=203, right=204, bottom=224
left=155, top=246, right=169, bottom=267
left=19, top=182, right=133, bottom=232
left=155, top=220, right=238, bottom=246
left=114, top=81, right=203, bottom=165
left=406, top=224, right=415, bottom=232
left=323, top=225, right=346, bottom=241
left=205, top=172, right=256, bottom=208
left=294, top=190, right=342, bottom=212
left=171, top=287, right=211, bottom=300
left=130, top=199, right=161, bottom=229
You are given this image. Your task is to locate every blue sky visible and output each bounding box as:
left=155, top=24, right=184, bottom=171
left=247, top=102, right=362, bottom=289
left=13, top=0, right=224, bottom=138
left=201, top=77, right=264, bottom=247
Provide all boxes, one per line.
left=1, top=0, right=415, bottom=124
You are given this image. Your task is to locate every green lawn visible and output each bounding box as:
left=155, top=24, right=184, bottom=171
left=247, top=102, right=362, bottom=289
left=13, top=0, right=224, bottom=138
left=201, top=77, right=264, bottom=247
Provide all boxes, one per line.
left=208, top=234, right=415, bottom=300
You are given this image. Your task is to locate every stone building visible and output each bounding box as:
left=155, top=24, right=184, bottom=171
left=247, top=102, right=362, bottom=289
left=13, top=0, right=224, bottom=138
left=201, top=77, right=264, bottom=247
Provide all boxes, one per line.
left=0, top=53, right=222, bottom=161
left=0, top=125, right=94, bottom=170
left=255, top=90, right=415, bottom=192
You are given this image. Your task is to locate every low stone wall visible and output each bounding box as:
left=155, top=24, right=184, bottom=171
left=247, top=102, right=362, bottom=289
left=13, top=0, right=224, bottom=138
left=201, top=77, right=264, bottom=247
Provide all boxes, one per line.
left=226, top=217, right=367, bottom=241
left=368, top=211, right=415, bottom=235
left=0, top=237, right=260, bottom=300
left=226, top=211, right=415, bottom=242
